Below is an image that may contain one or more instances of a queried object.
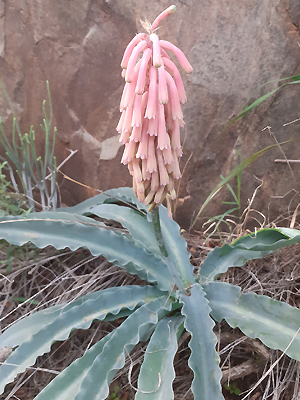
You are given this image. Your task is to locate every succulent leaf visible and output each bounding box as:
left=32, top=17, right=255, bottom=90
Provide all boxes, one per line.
left=60, top=187, right=147, bottom=216
left=136, top=315, right=183, bottom=399
left=204, top=281, right=300, bottom=361
left=35, top=331, right=114, bottom=400
left=0, top=211, right=174, bottom=291
left=158, top=205, right=195, bottom=287
left=88, top=203, right=160, bottom=255
left=200, top=228, right=300, bottom=282
left=0, top=303, right=64, bottom=349
left=0, top=285, right=161, bottom=394
left=180, top=284, right=224, bottom=400
left=75, top=295, right=172, bottom=400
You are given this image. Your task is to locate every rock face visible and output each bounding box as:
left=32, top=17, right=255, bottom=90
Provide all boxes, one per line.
left=1, top=0, right=300, bottom=229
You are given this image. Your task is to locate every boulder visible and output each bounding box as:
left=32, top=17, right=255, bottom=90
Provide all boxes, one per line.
left=1, top=0, right=300, bottom=229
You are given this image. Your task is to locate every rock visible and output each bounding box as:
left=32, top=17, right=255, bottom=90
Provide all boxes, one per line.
left=1, top=0, right=300, bottom=229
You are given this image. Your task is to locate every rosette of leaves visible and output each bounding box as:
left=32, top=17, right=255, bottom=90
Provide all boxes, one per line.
left=0, top=187, right=300, bottom=399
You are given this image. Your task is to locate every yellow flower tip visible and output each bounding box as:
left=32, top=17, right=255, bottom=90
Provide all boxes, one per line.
left=166, top=194, right=172, bottom=218
left=168, top=5, right=176, bottom=14
left=150, top=5, right=176, bottom=33
left=170, top=188, right=176, bottom=200
left=148, top=202, right=155, bottom=212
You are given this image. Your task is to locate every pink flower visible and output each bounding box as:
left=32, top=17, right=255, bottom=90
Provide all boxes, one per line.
left=117, top=5, right=192, bottom=216
left=145, top=66, right=158, bottom=120
left=150, top=33, right=163, bottom=68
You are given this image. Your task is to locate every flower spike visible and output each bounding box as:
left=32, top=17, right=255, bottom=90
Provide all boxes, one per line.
left=117, top=5, right=192, bottom=215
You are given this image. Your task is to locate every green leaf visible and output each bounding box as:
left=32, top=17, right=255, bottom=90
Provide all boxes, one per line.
left=35, top=331, right=115, bottom=400
left=289, top=74, right=300, bottom=81
left=199, top=228, right=300, bottom=282
left=0, top=304, right=64, bottom=349
left=204, top=281, right=300, bottom=361
left=75, top=295, right=171, bottom=400
left=0, top=284, right=159, bottom=350
left=88, top=204, right=160, bottom=255
left=60, top=187, right=147, bottom=216
left=0, top=212, right=174, bottom=291
left=227, top=77, right=300, bottom=127
left=180, top=284, right=223, bottom=400
left=193, top=140, right=298, bottom=225
left=0, top=285, right=161, bottom=394
left=159, top=205, right=195, bottom=287
left=136, top=315, right=183, bottom=400
left=228, top=87, right=280, bottom=125
left=10, top=296, right=39, bottom=305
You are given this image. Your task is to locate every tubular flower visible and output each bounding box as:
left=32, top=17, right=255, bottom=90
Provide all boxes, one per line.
left=117, top=5, right=192, bottom=216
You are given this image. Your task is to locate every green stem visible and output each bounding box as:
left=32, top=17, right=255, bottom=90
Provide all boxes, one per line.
left=151, top=207, right=168, bottom=257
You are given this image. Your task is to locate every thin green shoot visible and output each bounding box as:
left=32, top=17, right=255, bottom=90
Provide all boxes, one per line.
left=0, top=81, right=58, bottom=211
left=226, top=75, right=300, bottom=128
left=10, top=297, right=40, bottom=305
left=192, top=139, right=298, bottom=227
left=203, top=170, right=240, bottom=243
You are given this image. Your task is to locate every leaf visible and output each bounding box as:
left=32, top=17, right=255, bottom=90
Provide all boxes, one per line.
left=88, top=203, right=160, bottom=255
left=204, top=281, right=300, bottom=361
left=180, top=284, right=224, bottom=400
left=136, top=315, right=183, bottom=400
left=289, top=74, right=300, bottom=81
left=228, top=87, right=280, bottom=125
left=0, top=212, right=174, bottom=291
left=192, top=140, right=298, bottom=225
left=0, top=284, right=157, bottom=350
left=199, top=228, right=300, bottom=282
left=227, top=77, right=300, bottom=127
left=60, top=187, right=147, bottom=216
left=0, top=285, right=161, bottom=394
left=75, top=295, right=171, bottom=400
left=35, top=331, right=115, bottom=400
left=159, top=205, right=195, bottom=288
left=10, top=296, right=39, bottom=305
left=0, top=304, right=64, bottom=349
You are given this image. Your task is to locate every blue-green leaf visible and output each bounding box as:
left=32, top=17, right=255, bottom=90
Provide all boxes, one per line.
left=0, top=212, right=174, bottom=291
left=136, top=315, right=183, bottom=400
left=0, top=285, right=161, bottom=394
left=200, top=228, right=300, bottom=282
left=0, top=304, right=64, bottom=349
left=159, top=205, right=194, bottom=287
left=75, top=295, right=171, bottom=400
left=180, top=284, right=223, bottom=400
left=60, top=187, right=147, bottom=216
left=204, top=281, right=300, bottom=362
left=88, top=203, right=160, bottom=255
left=35, top=331, right=114, bottom=400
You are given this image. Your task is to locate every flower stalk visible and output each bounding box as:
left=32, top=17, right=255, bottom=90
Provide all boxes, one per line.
left=117, top=5, right=192, bottom=217
left=150, top=207, right=168, bottom=257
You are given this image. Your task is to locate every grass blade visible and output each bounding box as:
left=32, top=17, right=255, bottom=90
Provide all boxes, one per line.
left=193, top=140, right=298, bottom=226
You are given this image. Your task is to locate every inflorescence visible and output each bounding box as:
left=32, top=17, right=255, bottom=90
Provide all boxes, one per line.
left=117, top=5, right=192, bottom=216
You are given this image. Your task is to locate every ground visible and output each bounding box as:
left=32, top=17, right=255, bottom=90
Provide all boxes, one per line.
left=0, top=225, right=300, bottom=400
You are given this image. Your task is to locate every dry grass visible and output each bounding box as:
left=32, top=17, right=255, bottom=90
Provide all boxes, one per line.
left=0, top=212, right=300, bottom=399
left=0, top=245, right=146, bottom=400
left=186, top=229, right=300, bottom=400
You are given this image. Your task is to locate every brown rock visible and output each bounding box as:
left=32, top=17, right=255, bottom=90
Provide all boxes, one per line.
left=1, top=1, right=300, bottom=229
